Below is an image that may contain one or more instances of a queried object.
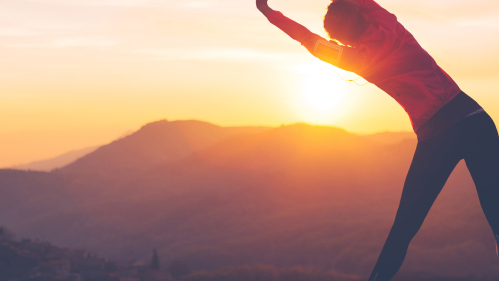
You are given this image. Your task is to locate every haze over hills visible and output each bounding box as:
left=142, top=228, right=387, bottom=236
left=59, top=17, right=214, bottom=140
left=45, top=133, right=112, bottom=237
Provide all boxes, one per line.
left=0, top=120, right=496, bottom=279
left=60, top=120, right=271, bottom=177
left=364, top=131, right=415, bottom=145
left=6, top=129, right=135, bottom=172
left=10, top=127, right=414, bottom=173
left=11, top=146, right=100, bottom=172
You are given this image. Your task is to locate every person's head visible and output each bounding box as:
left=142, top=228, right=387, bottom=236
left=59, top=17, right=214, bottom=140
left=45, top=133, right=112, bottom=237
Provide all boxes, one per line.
left=324, top=0, right=368, bottom=46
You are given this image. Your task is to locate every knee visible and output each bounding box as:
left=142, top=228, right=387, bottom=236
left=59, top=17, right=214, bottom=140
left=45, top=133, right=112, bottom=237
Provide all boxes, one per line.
left=387, top=217, right=421, bottom=245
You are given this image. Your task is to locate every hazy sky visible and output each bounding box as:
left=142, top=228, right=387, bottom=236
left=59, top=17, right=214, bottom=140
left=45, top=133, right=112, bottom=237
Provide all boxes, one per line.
left=1, top=0, right=499, bottom=167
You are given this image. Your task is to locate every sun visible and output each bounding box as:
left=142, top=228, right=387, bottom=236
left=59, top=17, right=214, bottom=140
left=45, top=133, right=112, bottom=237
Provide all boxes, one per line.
left=302, top=74, right=345, bottom=111
left=292, top=62, right=347, bottom=124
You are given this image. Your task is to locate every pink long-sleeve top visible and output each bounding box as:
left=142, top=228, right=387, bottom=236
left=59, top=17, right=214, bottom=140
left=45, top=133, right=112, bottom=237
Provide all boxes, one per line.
left=266, top=0, right=463, bottom=133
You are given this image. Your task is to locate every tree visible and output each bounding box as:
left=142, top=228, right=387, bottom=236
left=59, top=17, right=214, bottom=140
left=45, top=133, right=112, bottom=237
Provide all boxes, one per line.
left=151, top=249, right=160, bottom=270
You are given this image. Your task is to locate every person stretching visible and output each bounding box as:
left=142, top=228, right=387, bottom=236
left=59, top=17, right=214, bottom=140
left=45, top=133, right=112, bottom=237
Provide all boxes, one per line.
left=256, top=0, right=499, bottom=280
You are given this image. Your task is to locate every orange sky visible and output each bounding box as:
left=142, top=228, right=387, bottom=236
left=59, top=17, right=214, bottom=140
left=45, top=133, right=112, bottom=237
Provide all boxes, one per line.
left=1, top=0, right=499, bottom=167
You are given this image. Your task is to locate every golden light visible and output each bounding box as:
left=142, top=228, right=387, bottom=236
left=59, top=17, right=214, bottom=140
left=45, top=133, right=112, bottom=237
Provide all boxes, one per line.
left=302, top=74, right=345, bottom=111
left=292, top=62, right=348, bottom=124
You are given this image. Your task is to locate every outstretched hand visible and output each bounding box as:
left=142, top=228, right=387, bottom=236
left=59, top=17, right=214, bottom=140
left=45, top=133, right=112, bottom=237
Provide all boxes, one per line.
left=256, top=0, right=268, bottom=7
left=256, top=0, right=273, bottom=16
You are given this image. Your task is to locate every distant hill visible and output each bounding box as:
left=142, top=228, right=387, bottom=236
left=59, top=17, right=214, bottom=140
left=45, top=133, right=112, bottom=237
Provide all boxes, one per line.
left=364, top=131, right=416, bottom=145
left=60, top=120, right=271, bottom=177
left=9, top=129, right=136, bottom=172
left=12, top=146, right=100, bottom=172
left=0, top=120, right=496, bottom=279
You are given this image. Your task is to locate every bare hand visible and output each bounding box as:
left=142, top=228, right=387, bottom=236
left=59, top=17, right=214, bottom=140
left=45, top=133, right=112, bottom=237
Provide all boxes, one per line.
left=256, top=0, right=273, bottom=16
left=256, top=0, right=268, bottom=7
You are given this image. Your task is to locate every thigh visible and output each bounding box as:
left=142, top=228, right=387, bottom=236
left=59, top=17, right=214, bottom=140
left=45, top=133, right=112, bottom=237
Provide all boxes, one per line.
left=367, top=132, right=463, bottom=281
left=463, top=114, right=499, bottom=232
left=394, top=135, right=462, bottom=235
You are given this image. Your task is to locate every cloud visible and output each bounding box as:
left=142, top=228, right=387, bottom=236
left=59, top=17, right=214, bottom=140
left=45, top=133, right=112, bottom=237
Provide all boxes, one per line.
left=25, top=0, right=166, bottom=7
left=11, top=37, right=116, bottom=48
left=52, top=37, right=116, bottom=48
left=0, top=28, right=40, bottom=37
left=184, top=1, right=217, bottom=9
left=132, top=48, right=296, bottom=61
left=453, top=17, right=499, bottom=28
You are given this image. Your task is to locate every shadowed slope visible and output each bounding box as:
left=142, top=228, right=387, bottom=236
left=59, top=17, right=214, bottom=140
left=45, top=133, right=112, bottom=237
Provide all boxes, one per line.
left=60, top=120, right=270, bottom=177
left=99, top=124, right=416, bottom=272
left=0, top=170, right=76, bottom=234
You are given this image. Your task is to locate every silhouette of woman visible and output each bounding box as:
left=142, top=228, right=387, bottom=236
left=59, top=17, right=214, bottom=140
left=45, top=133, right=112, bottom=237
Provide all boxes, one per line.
left=257, top=0, right=499, bottom=280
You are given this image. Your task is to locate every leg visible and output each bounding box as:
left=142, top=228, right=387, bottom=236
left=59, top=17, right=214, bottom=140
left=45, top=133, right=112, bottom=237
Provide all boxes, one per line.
left=463, top=114, right=499, bottom=255
left=369, top=135, right=462, bottom=281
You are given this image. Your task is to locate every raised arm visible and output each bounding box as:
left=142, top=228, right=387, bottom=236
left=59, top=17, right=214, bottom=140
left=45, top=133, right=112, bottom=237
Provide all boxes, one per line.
left=256, top=0, right=362, bottom=71
left=256, top=0, right=318, bottom=46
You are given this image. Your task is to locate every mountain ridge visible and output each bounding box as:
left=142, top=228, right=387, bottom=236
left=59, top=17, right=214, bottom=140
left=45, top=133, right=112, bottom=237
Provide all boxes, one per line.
left=59, top=119, right=272, bottom=177
left=11, top=146, right=101, bottom=172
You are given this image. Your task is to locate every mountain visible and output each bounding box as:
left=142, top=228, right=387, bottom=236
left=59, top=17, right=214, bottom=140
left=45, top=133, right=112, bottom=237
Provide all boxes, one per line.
left=93, top=124, right=420, bottom=273
left=60, top=120, right=271, bottom=177
left=364, top=131, right=416, bottom=145
left=0, top=121, right=496, bottom=279
left=11, top=146, right=100, bottom=172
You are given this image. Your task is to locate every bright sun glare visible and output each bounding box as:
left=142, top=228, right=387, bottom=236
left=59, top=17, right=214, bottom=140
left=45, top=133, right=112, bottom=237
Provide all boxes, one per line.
left=293, top=62, right=347, bottom=124
left=302, top=74, right=345, bottom=111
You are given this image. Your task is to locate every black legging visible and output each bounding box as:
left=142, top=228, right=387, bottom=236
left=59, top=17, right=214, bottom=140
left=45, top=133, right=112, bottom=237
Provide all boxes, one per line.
left=369, top=112, right=499, bottom=281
